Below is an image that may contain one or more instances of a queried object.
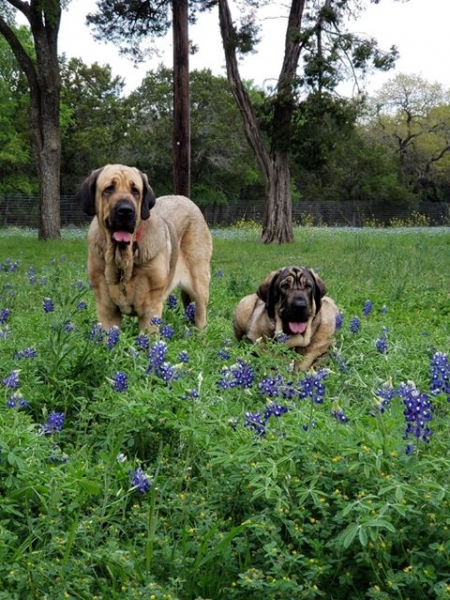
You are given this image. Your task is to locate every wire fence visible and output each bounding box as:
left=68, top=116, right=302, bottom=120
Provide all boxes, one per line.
left=1, top=194, right=450, bottom=228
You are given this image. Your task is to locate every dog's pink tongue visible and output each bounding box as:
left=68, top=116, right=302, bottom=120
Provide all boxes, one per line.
left=289, top=322, right=307, bottom=334
left=112, top=231, right=132, bottom=243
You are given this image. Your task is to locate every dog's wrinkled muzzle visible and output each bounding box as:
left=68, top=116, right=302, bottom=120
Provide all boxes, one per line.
left=109, top=200, right=136, bottom=244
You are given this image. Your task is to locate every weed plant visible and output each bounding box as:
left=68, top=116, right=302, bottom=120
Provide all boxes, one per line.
left=1, top=226, right=450, bottom=599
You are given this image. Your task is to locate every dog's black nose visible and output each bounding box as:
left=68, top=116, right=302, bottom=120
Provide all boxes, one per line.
left=116, top=202, right=135, bottom=217
left=291, top=297, right=308, bottom=309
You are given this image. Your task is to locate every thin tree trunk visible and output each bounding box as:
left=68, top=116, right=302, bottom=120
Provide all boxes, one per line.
left=172, top=0, right=190, bottom=197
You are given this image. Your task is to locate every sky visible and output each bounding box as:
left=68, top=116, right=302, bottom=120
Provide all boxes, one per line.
left=57, top=0, right=450, bottom=96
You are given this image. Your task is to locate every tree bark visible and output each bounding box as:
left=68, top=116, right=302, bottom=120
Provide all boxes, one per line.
left=0, top=0, right=61, bottom=239
left=172, top=0, right=190, bottom=197
left=217, top=0, right=306, bottom=244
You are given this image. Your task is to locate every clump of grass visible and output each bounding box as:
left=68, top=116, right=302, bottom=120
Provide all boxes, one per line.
left=1, top=228, right=450, bottom=599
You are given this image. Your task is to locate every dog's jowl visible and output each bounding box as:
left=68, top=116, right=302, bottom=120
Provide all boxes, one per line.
left=233, top=266, right=339, bottom=371
left=75, top=164, right=213, bottom=332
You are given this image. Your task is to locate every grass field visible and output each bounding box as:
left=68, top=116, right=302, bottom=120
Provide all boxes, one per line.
left=1, top=225, right=450, bottom=600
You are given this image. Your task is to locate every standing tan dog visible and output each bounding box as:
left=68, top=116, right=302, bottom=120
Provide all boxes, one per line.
left=233, top=266, right=339, bottom=371
left=75, top=164, right=212, bottom=331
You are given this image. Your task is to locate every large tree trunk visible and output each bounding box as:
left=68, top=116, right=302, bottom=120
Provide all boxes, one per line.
left=218, top=0, right=305, bottom=244
left=172, top=0, right=190, bottom=197
left=0, top=0, right=61, bottom=240
left=262, top=154, right=293, bottom=244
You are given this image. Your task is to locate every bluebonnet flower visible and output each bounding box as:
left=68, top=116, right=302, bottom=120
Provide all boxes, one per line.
left=167, top=294, right=178, bottom=309
left=2, top=370, right=20, bottom=388
left=218, top=348, right=230, bottom=360
left=244, top=412, right=266, bottom=436
left=183, top=388, right=199, bottom=400
left=89, top=322, right=105, bottom=343
left=362, top=299, right=373, bottom=316
left=330, top=350, right=347, bottom=372
left=0, top=308, right=10, bottom=324
left=349, top=316, right=360, bottom=334
left=335, top=312, right=343, bottom=330
left=112, top=371, right=128, bottom=392
left=374, top=382, right=395, bottom=413
left=43, top=297, right=54, bottom=313
left=178, top=350, right=189, bottom=363
left=135, top=333, right=150, bottom=351
left=106, top=326, right=120, bottom=350
left=397, top=381, right=433, bottom=448
left=64, top=320, right=75, bottom=333
left=274, top=331, right=290, bottom=343
left=258, top=375, right=296, bottom=399
left=264, top=401, right=288, bottom=419
left=29, top=274, right=36, bottom=285
left=40, top=411, right=65, bottom=434
left=330, top=406, right=349, bottom=423
left=76, top=280, right=84, bottom=290
left=217, top=360, right=254, bottom=390
left=184, top=302, right=196, bottom=324
left=298, top=369, right=328, bottom=404
left=380, top=305, right=388, bottom=313
left=429, top=351, right=450, bottom=401
left=129, top=467, right=151, bottom=494
left=158, top=362, right=182, bottom=385
left=77, top=301, right=87, bottom=310
left=40, top=276, right=47, bottom=286
left=6, top=392, right=29, bottom=409
left=160, top=324, right=175, bottom=340
left=150, top=316, right=163, bottom=326
left=147, top=340, right=168, bottom=375
left=15, top=347, right=37, bottom=360
left=216, top=269, right=224, bottom=278
left=375, top=327, right=389, bottom=353
left=0, top=326, right=10, bottom=339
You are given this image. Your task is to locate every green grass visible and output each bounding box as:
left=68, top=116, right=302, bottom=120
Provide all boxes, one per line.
left=1, top=226, right=450, bottom=600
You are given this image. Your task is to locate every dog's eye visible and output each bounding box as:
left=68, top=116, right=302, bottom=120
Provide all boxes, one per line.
left=103, top=185, right=115, bottom=196
left=131, top=186, right=140, bottom=198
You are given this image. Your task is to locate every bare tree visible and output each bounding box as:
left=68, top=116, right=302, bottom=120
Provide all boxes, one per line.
left=0, top=0, right=62, bottom=239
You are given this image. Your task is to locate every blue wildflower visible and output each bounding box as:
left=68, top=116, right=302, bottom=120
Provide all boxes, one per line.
left=2, top=370, right=20, bottom=388
left=160, top=324, right=175, bottom=339
left=90, top=322, right=105, bottom=343
left=362, top=299, right=373, bottom=316
left=129, top=467, right=151, bottom=494
left=77, top=301, right=87, bottom=310
left=244, top=412, right=266, bottom=436
left=429, top=351, right=450, bottom=401
left=6, top=392, right=29, bottom=409
left=218, top=348, right=230, bottom=360
left=178, top=350, right=189, bottom=363
left=41, top=411, right=65, bottom=434
left=43, top=297, right=54, bottom=313
left=264, top=401, right=288, bottom=419
left=147, top=340, right=168, bottom=375
left=375, top=327, right=389, bottom=353
left=397, top=381, right=433, bottom=446
left=0, top=308, right=10, bottom=324
left=135, top=333, right=150, bottom=351
left=112, top=371, right=128, bottom=392
left=106, top=326, right=120, bottom=350
left=167, top=294, right=178, bottom=309
left=150, top=316, right=163, bottom=326
left=184, top=302, right=196, bottom=324
left=331, top=406, right=349, bottom=423
left=374, top=382, right=395, bottom=413
left=217, top=360, right=254, bottom=390
left=335, top=312, right=343, bottom=330
left=15, top=347, right=37, bottom=360
left=349, top=316, right=360, bottom=334
left=298, top=369, right=328, bottom=404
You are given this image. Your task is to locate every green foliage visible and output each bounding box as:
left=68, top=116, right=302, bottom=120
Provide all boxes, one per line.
left=1, top=227, right=450, bottom=598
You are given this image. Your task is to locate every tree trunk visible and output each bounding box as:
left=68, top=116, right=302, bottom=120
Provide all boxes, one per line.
left=0, top=1, right=61, bottom=240
left=217, top=0, right=305, bottom=244
left=261, top=153, right=293, bottom=244
left=172, top=0, right=190, bottom=197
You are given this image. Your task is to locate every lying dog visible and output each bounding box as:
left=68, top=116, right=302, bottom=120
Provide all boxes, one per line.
left=233, top=266, right=339, bottom=371
left=75, top=164, right=212, bottom=331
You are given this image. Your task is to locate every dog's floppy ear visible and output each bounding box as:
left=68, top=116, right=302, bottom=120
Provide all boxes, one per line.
left=140, top=171, right=156, bottom=220
left=257, top=269, right=283, bottom=320
left=75, top=168, right=103, bottom=217
left=308, top=268, right=326, bottom=313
